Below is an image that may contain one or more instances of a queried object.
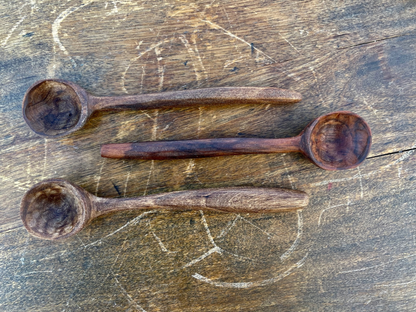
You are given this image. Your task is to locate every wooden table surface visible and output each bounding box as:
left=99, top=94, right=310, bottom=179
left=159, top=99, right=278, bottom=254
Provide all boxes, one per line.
left=1, top=0, right=416, bottom=310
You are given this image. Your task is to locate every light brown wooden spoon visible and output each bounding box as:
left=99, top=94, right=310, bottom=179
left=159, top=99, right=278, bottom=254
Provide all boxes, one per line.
left=22, top=79, right=302, bottom=138
left=21, top=179, right=309, bottom=240
left=101, top=111, right=372, bottom=171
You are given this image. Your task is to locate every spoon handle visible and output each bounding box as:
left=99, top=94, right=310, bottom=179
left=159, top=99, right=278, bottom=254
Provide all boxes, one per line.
left=89, top=87, right=302, bottom=111
left=93, top=187, right=308, bottom=215
left=101, top=137, right=302, bottom=160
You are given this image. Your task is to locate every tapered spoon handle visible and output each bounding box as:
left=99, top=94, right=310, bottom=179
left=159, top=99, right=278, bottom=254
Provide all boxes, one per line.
left=101, top=137, right=302, bottom=160
left=94, top=187, right=309, bottom=215
left=89, top=87, right=302, bottom=111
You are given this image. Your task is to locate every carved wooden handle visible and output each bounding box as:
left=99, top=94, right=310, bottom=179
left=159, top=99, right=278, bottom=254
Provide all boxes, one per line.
left=94, top=187, right=309, bottom=215
left=90, top=87, right=302, bottom=111
left=100, top=137, right=302, bottom=160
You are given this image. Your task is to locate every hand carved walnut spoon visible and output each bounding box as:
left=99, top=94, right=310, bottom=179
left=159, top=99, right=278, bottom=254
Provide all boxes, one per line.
left=101, top=111, right=372, bottom=171
left=22, top=79, right=302, bottom=138
left=21, top=179, right=309, bottom=240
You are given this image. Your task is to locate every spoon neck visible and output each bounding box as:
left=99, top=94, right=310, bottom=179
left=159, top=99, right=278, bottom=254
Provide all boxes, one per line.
left=89, top=95, right=148, bottom=111
left=268, top=135, right=302, bottom=153
left=92, top=196, right=154, bottom=217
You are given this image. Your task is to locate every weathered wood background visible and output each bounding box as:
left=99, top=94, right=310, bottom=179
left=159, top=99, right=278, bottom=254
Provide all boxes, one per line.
left=1, top=0, right=416, bottom=310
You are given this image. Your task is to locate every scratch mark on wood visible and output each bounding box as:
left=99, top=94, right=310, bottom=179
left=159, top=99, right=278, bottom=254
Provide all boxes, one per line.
left=18, top=270, right=53, bottom=276
left=76, top=235, right=86, bottom=248
left=19, top=235, right=30, bottom=265
left=357, top=167, right=364, bottom=199
left=280, top=210, right=303, bottom=261
left=99, top=240, right=128, bottom=288
left=217, top=215, right=239, bottom=239
left=114, top=276, right=147, bottom=312
left=123, top=170, right=131, bottom=197
left=143, top=160, right=155, bottom=196
left=151, top=110, right=158, bottom=141
left=363, top=98, right=379, bottom=118
left=239, top=215, right=273, bottom=239
left=197, top=107, right=203, bottom=136
left=95, top=161, right=105, bottom=196
left=192, top=252, right=308, bottom=288
left=83, top=210, right=158, bottom=248
left=200, top=19, right=276, bottom=63
left=121, top=38, right=172, bottom=93
left=154, top=46, right=165, bottom=91
left=185, top=159, right=195, bottom=175
left=223, top=56, right=245, bottom=68
left=309, top=66, right=324, bottom=105
left=52, top=1, right=93, bottom=66
left=1, top=15, right=27, bottom=47
left=200, top=210, right=216, bottom=246
left=151, top=231, right=169, bottom=252
left=221, top=5, right=232, bottom=29
left=338, top=252, right=416, bottom=275
left=180, top=34, right=204, bottom=84
left=183, top=211, right=230, bottom=268
left=278, top=32, right=299, bottom=53
left=147, top=219, right=174, bottom=253
left=378, top=277, right=416, bottom=288
left=42, top=138, right=48, bottom=179
left=47, top=45, right=57, bottom=77
left=318, top=199, right=353, bottom=226
left=191, top=33, right=208, bottom=80
left=139, top=65, right=146, bottom=93
left=281, top=154, right=295, bottom=189
left=183, top=246, right=221, bottom=268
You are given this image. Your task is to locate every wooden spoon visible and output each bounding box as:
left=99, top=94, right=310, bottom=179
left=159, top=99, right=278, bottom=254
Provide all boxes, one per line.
left=101, top=111, right=372, bottom=171
left=21, top=179, right=309, bottom=240
left=22, top=79, right=302, bottom=138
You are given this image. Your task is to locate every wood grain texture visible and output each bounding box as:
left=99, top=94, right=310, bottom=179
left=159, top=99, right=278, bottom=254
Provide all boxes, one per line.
left=1, top=0, right=416, bottom=311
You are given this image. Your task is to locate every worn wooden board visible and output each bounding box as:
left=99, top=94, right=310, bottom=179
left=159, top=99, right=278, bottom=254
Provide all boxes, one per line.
left=1, top=0, right=416, bottom=310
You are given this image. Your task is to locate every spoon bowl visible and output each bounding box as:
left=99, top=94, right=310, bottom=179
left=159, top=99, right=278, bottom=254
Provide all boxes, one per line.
left=22, top=79, right=302, bottom=138
left=22, top=80, right=90, bottom=137
left=301, top=111, right=372, bottom=170
left=20, top=179, right=92, bottom=240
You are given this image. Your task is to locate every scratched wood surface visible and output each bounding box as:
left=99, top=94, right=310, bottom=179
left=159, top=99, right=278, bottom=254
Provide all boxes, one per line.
left=1, top=0, right=416, bottom=311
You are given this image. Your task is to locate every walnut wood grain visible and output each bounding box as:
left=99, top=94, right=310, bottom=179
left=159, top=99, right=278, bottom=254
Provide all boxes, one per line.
left=20, top=179, right=308, bottom=240
left=22, top=79, right=301, bottom=138
left=101, top=111, right=372, bottom=170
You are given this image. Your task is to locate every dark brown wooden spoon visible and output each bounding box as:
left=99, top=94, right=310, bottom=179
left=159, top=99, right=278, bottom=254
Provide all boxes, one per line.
left=22, top=79, right=302, bottom=138
left=101, top=111, right=372, bottom=171
left=21, top=179, right=309, bottom=240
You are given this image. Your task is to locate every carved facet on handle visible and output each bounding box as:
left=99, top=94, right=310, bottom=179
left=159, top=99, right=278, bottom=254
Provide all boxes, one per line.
left=93, top=187, right=309, bottom=216
left=20, top=179, right=309, bottom=240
